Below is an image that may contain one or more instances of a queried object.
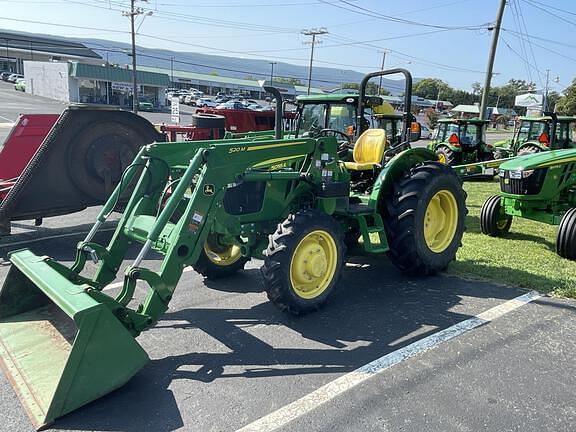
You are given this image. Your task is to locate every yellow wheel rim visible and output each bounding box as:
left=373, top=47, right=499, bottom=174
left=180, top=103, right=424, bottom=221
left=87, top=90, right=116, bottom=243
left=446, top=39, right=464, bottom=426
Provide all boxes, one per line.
left=496, top=218, right=508, bottom=230
left=203, top=236, right=242, bottom=267
left=289, top=230, right=338, bottom=299
left=424, top=190, right=459, bottom=253
left=437, top=152, right=447, bottom=164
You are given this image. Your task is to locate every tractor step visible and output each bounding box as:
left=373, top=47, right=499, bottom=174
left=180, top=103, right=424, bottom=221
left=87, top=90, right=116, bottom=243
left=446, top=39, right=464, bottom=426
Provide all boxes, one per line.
left=356, top=213, right=388, bottom=254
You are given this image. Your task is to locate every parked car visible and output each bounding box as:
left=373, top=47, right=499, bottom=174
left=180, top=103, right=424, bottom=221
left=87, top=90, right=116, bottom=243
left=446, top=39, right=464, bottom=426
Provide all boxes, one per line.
left=7, top=74, right=24, bottom=83
left=196, top=98, right=218, bottom=108
left=1, top=71, right=13, bottom=81
left=216, top=101, right=248, bottom=110
left=138, top=98, right=154, bottom=112
left=14, top=78, right=25, bottom=92
left=178, top=91, right=191, bottom=103
left=184, top=94, right=197, bottom=106
left=246, top=103, right=265, bottom=111
left=420, top=124, right=433, bottom=139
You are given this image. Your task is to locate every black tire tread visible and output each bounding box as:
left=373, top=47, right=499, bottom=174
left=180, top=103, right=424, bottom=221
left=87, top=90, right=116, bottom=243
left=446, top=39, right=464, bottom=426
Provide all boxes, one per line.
left=261, top=209, right=345, bottom=315
left=556, top=208, right=576, bottom=259
left=480, top=195, right=512, bottom=237
left=382, top=161, right=467, bottom=276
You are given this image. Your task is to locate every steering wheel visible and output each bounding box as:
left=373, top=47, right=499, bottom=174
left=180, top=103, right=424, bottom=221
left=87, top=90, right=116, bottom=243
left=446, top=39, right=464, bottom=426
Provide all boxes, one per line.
left=316, top=129, right=352, bottom=147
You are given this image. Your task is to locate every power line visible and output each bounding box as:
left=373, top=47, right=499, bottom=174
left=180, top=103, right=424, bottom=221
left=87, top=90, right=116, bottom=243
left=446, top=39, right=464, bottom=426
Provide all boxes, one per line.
left=318, top=0, right=491, bottom=31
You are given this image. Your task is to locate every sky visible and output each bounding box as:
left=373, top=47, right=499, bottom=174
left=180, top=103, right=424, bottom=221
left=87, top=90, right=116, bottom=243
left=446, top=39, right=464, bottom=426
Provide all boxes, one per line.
left=0, top=0, right=573, bottom=92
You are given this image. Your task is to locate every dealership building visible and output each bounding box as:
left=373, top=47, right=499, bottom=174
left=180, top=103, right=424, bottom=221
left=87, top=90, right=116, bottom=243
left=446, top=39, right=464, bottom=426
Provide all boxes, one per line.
left=24, top=61, right=170, bottom=107
left=0, top=31, right=102, bottom=74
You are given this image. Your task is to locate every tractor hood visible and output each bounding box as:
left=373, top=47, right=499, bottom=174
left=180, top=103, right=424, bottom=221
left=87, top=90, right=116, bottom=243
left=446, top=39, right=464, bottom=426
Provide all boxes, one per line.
left=500, top=149, right=576, bottom=171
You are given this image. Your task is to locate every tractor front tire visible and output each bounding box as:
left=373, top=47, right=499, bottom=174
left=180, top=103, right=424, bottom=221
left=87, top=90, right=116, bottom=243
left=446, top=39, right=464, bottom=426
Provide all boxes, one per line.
left=480, top=195, right=512, bottom=237
left=383, top=161, right=466, bottom=275
left=517, top=144, right=541, bottom=156
left=436, top=145, right=461, bottom=166
left=556, top=208, right=576, bottom=260
left=261, top=209, right=345, bottom=315
left=193, top=234, right=249, bottom=280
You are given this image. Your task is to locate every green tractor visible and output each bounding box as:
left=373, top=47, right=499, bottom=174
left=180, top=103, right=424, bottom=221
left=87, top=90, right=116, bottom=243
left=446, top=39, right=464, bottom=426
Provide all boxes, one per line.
left=0, top=69, right=467, bottom=429
left=493, top=113, right=576, bottom=158
left=480, top=149, right=576, bottom=259
left=428, top=118, right=493, bottom=166
left=294, top=93, right=418, bottom=149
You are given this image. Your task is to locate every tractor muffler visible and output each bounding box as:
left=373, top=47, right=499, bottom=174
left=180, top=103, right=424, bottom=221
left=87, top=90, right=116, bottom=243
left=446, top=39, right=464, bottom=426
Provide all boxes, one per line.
left=0, top=249, right=149, bottom=430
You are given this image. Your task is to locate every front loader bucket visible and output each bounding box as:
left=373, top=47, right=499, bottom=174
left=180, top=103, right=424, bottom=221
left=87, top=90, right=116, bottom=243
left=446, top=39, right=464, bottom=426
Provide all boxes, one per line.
left=0, top=249, right=149, bottom=429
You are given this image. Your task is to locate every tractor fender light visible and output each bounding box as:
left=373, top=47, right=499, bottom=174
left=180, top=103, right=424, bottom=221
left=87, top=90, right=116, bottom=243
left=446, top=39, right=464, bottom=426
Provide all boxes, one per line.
left=448, top=133, right=460, bottom=146
left=487, top=143, right=493, bottom=149
left=522, top=169, right=535, bottom=178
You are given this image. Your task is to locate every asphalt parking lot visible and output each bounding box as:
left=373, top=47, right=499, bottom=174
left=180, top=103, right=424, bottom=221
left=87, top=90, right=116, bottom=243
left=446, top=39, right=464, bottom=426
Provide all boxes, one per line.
left=0, top=213, right=575, bottom=432
left=1, top=81, right=574, bottom=432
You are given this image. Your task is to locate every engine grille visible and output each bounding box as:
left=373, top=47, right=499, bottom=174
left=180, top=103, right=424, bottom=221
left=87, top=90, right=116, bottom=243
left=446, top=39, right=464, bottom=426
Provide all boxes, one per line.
left=499, top=168, right=547, bottom=195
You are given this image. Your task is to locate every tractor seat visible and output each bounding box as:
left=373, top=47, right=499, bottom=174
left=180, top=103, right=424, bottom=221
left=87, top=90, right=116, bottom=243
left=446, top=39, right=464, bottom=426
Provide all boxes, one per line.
left=344, top=129, right=387, bottom=171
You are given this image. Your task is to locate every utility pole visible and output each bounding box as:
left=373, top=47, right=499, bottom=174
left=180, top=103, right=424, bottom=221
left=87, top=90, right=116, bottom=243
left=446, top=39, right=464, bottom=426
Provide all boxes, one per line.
left=378, top=49, right=388, bottom=95
left=122, top=0, right=151, bottom=114
left=543, top=68, right=550, bottom=112
left=479, top=0, right=506, bottom=120
left=302, top=28, right=328, bottom=95
left=170, top=55, right=174, bottom=86
left=269, top=61, right=277, bottom=86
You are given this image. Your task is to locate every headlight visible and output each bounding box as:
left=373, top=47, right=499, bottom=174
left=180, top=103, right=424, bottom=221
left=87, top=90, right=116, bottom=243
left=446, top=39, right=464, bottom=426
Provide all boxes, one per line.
left=509, top=170, right=522, bottom=179
left=522, top=169, right=534, bottom=178
left=499, top=170, right=505, bottom=177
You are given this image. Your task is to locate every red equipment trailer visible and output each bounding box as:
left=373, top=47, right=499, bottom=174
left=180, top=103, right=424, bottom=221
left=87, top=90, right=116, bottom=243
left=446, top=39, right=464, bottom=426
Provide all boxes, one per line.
left=159, top=109, right=297, bottom=142
left=0, top=107, right=161, bottom=234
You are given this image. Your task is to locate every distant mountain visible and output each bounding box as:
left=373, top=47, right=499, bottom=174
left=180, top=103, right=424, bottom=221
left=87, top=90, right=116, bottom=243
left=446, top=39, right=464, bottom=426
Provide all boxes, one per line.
left=73, top=37, right=409, bottom=95
left=0, top=29, right=410, bottom=94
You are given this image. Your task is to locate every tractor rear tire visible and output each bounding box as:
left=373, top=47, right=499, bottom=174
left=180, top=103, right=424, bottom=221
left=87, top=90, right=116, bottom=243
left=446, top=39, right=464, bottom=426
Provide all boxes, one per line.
left=383, top=161, right=467, bottom=275
left=436, top=145, right=461, bottom=166
left=517, top=144, right=541, bottom=156
left=480, top=195, right=512, bottom=237
left=556, top=208, right=576, bottom=260
left=193, top=234, right=249, bottom=280
left=191, top=113, right=226, bottom=129
left=261, top=209, right=345, bottom=315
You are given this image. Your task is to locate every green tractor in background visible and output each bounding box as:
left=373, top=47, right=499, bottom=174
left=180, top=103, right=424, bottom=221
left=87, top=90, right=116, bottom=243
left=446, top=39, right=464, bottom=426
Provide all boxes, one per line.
left=294, top=93, right=419, bottom=150
left=0, top=69, right=467, bottom=429
left=493, top=113, right=576, bottom=158
left=480, top=148, right=576, bottom=259
left=428, top=118, right=493, bottom=166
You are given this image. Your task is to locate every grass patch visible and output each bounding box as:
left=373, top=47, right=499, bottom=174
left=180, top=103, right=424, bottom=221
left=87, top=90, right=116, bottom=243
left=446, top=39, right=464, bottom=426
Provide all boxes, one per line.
left=449, top=181, right=576, bottom=298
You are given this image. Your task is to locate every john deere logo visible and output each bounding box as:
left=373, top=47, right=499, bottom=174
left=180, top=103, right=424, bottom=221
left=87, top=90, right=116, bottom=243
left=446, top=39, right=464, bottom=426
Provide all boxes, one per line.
left=203, top=184, right=215, bottom=196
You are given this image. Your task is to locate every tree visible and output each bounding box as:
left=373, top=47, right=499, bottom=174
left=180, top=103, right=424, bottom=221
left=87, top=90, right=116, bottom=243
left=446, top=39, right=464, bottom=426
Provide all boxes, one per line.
left=546, top=90, right=561, bottom=112
left=341, top=82, right=390, bottom=95
left=423, top=108, right=440, bottom=129
left=413, top=78, right=450, bottom=99
left=556, top=79, right=576, bottom=115
left=276, top=77, right=303, bottom=86
left=471, top=82, right=482, bottom=96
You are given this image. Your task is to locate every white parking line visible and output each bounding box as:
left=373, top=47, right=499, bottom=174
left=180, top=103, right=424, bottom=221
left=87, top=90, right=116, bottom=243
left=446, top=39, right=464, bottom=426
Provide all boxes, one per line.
left=236, top=291, right=542, bottom=432
left=0, top=122, right=14, bottom=128
left=0, top=228, right=117, bottom=249
left=0, top=114, right=14, bottom=122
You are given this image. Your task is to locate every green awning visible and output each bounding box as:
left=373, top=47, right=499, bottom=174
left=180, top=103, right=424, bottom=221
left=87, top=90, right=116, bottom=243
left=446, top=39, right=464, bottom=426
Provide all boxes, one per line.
left=69, top=62, right=170, bottom=87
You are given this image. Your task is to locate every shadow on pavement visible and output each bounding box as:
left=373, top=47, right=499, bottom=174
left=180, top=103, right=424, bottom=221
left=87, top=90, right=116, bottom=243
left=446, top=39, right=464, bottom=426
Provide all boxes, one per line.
left=53, top=257, right=526, bottom=432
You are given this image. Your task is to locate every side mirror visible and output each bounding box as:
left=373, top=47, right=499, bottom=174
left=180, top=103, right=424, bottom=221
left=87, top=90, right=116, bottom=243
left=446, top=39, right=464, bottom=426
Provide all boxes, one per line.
left=410, top=121, right=421, bottom=141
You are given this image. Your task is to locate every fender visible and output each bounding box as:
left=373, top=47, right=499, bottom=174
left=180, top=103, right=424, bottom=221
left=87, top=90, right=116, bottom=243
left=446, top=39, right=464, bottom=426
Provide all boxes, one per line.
left=368, top=147, right=438, bottom=209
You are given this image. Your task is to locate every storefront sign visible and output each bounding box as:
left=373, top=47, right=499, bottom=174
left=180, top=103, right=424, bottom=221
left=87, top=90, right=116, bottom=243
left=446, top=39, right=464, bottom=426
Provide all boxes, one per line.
left=171, top=97, right=180, bottom=124
left=111, top=82, right=132, bottom=92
